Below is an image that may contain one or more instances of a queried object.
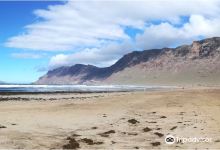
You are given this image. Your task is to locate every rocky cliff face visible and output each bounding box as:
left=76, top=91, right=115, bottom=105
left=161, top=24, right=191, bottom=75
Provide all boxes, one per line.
left=36, top=37, right=220, bottom=85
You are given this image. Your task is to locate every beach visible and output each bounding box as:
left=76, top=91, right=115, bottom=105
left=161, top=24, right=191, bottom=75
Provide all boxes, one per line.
left=0, top=88, right=220, bottom=149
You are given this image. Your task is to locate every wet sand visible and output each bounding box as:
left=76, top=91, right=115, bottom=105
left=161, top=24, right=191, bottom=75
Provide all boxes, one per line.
left=0, top=88, right=220, bottom=149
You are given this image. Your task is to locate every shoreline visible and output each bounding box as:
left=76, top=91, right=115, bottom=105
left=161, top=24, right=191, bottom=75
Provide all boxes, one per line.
left=0, top=85, right=219, bottom=97
left=0, top=84, right=178, bottom=95
left=0, top=86, right=179, bottom=97
left=0, top=91, right=126, bottom=96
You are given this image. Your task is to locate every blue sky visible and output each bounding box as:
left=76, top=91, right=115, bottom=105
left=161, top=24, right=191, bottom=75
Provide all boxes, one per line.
left=0, top=1, right=62, bottom=83
left=1, top=0, right=220, bottom=83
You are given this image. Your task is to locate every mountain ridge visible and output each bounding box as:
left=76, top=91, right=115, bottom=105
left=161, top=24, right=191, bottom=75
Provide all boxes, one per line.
left=36, top=37, right=220, bottom=85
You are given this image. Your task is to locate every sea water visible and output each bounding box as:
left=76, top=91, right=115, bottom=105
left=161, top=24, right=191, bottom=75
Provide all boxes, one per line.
left=0, top=84, right=174, bottom=93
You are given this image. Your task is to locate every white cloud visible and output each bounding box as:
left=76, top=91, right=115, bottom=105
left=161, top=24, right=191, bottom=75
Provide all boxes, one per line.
left=6, top=0, right=220, bottom=51
left=136, top=15, right=220, bottom=50
left=183, top=15, right=220, bottom=37
left=49, top=40, right=134, bottom=68
left=4, top=0, right=220, bottom=68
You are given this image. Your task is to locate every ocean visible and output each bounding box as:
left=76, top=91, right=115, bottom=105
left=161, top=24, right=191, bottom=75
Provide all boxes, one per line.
left=0, top=85, right=174, bottom=93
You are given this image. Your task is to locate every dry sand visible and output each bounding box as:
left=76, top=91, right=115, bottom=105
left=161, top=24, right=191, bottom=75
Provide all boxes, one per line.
left=0, top=89, right=220, bottom=149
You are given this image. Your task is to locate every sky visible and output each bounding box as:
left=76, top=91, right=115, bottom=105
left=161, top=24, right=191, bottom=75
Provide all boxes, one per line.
left=1, top=0, right=220, bottom=83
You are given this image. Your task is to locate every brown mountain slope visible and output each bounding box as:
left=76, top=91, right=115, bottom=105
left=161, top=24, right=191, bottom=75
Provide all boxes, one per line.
left=36, top=37, right=220, bottom=85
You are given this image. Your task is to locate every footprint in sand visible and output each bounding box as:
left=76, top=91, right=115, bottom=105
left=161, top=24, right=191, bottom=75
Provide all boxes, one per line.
left=146, top=121, right=157, bottom=123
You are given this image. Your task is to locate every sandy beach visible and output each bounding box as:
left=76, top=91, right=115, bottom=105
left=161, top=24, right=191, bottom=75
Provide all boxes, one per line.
left=0, top=88, right=220, bottom=149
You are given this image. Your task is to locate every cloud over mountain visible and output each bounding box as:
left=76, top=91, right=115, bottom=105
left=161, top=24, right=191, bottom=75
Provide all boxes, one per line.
left=5, top=0, right=220, bottom=68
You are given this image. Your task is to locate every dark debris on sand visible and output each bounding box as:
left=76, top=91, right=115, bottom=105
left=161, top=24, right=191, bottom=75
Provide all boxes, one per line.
left=63, top=137, right=80, bottom=149
left=80, top=138, right=103, bottom=145
left=170, top=126, right=177, bottom=130
left=179, top=112, right=185, bottom=115
left=127, top=132, right=138, bottom=136
left=0, top=125, right=7, bottom=128
left=63, top=136, right=104, bottom=149
left=143, top=127, right=152, bottom=132
left=147, top=121, right=157, bottom=123
left=71, top=134, right=81, bottom=137
left=151, top=142, right=161, bottom=146
left=128, top=119, right=139, bottom=124
left=160, top=116, right=167, bottom=118
left=99, top=130, right=116, bottom=137
left=154, top=132, right=164, bottom=137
